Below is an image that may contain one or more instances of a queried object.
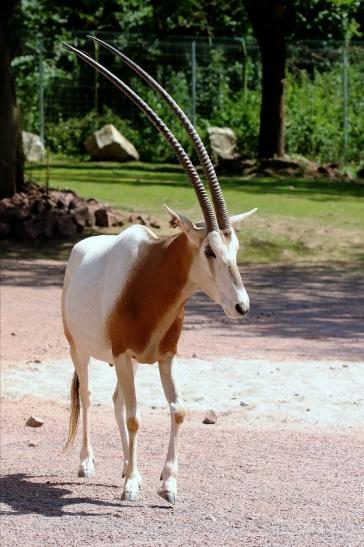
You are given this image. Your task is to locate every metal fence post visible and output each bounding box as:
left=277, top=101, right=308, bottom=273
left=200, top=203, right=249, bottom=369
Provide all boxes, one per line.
left=38, top=38, right=45, bottom=145
left=191, top=40, right=197, bottom=125
left=342, top=41, right=349, bottom=164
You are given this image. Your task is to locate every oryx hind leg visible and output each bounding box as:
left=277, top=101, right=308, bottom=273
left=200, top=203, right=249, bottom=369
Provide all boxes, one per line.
left=70, top=346, right=95, bottom=479
left=114, top=355, right=141, bottom=501
left=158, top=355, right=186, bottom=505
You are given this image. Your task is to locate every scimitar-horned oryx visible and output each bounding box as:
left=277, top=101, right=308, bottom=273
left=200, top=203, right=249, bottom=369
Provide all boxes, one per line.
left=62, top=37, right=257, bottom=505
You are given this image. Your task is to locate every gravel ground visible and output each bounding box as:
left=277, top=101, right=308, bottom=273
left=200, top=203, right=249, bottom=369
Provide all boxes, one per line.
left=1, top=258, right=363, bottom=546
left=1, top=400, right=363, bottom=547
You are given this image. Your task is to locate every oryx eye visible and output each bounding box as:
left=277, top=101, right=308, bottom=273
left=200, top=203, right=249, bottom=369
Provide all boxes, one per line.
left=205, top=246, right=216, bottom=258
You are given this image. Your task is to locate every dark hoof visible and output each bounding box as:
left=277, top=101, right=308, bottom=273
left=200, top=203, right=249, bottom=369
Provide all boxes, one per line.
left=158, top=490, right=176, bottom=505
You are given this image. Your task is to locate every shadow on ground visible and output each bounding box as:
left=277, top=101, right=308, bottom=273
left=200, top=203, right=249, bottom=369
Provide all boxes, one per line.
left=1, top=257, right=363, bottom=350
left=0, top=474, right=123, bottom=517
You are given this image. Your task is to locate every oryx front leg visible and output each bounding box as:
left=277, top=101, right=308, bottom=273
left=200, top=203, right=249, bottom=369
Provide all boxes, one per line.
left=112, top=383, right=129, bottom=478
left=114, top=355, right=141, bottom=501
left=158, top=355, right=186, bottom=505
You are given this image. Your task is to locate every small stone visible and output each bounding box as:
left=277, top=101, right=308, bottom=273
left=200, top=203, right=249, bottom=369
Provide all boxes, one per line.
left=202, top=410, right=218, bottom=424
left=192, top=353, right=197, bottom=358
left=306, top=408, right=311, bottom=412
left=25, top=415, right=44, bottom=428
left=240, top=401, right=250, bottom=407
left=11, top=332, right=16, bottom=336
left=28, top=442, right=36, bottom=447
left=136, top=214, right=148, bottom=226
left=33, top=359, right=41, bottom=364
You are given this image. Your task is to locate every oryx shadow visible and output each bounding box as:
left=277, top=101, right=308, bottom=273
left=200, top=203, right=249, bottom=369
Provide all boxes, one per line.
left=0, top=473, right=139, bottom=517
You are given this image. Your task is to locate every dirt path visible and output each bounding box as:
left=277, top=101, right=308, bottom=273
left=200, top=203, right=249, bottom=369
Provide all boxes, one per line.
left=1, top=258, right=363, bottom=546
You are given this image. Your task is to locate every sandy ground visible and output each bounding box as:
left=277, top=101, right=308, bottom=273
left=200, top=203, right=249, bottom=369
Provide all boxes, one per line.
left=1, top=258, right=364, bottom=546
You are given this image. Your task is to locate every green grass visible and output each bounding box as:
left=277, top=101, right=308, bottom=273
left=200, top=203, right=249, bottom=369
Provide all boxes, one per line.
left=24, top=159, right=364, bottom=264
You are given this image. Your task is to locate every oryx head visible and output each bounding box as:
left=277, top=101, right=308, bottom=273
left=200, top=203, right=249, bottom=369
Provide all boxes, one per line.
left=163, top=206, right=256, bottom=318
left=63, top=37, right=257, bottom=319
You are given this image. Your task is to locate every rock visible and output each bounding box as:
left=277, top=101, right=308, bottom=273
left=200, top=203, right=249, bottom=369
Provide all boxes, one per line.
left=207, top=127, right=239, bottom=164
left=57, top=213, right=77, bottom=237
left=37, top=209, right=58, bottom=238
left=25, top=416, right=44, bottom=428
left=0, top=202, right=30, bottom=224
left=28, top=442, right=36, bottom=447
left=94, top=207, right=109, bottom=227
left=85, top=124, right=139, bottom=162
left=128, top=213, right=150, bottom=226
left=318, top=163, right=340, bottom=179
left=55, top=191, right=76, bottom=209
left=86, top=199, right=103, bottom=226
left=16, top=219, right=41, bottom=241
left=22, top=131, right=46, bottom=162
left=107, top=211, right=124, bottom=227
left=0, top=181, right=149, bottom=241
left=0, top=222, right=11, bottom=238
left=150, top=220, right=161, bottom=229
left=94, top=207, right=124, bottom=228
left=30, top=198, right=45, bottom=215
left=202, top=410, right=218, bottom=424
left=240, top=401, right=250, bottom=408
left=71, top=206, right=91, bottom=229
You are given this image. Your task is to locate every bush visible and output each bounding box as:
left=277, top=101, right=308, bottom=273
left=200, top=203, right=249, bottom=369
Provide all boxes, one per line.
left=45, top=107, right=139, bottom=157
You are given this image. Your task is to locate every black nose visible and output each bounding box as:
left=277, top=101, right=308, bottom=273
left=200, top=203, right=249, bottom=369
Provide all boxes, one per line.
left=235, top=303, right=248, bottom=316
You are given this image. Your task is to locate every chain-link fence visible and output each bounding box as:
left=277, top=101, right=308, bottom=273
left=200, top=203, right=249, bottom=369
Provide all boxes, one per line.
left=14, top=33, right=364, bottom=164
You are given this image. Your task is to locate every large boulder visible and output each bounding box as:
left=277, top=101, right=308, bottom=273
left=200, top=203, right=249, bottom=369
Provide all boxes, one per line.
left=22, top=131, right=45, bottom=162
left=207, top=127, right=239, bottom=164
left=85, top=124, right=139, bottom=162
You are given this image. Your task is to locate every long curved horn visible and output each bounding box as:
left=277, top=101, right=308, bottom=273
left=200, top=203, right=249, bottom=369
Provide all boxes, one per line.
left=87, top=35, right=231, bottom=232
left=62, top=43, right=219, bottom=233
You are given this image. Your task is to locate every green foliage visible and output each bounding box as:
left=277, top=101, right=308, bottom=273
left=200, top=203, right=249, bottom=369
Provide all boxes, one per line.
left=128, top=71, right=198, bottom=162
left=11, top=0, right=364, bottom=164
left=39, top=54, right=364, bottom=164
left=44, top=107, right=139, bottom=157
left=285, top=60, right=364, bottom=162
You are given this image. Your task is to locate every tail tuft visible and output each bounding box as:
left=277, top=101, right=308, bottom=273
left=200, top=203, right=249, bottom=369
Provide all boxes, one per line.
left=64, top=371, right=80, bottom=449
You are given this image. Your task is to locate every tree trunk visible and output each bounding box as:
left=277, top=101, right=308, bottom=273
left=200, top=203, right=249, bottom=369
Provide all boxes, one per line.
left=258, top=33, right=286, bottom=158
left=0, top=1, right=24, bottom=199
left=244, top=1, right=287, bottom=159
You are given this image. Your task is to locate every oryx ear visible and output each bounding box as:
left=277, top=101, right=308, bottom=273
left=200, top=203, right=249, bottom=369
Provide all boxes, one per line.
left=230, top=208, right=257, bottom=228
left=163, top=204, right=202, bottom=237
